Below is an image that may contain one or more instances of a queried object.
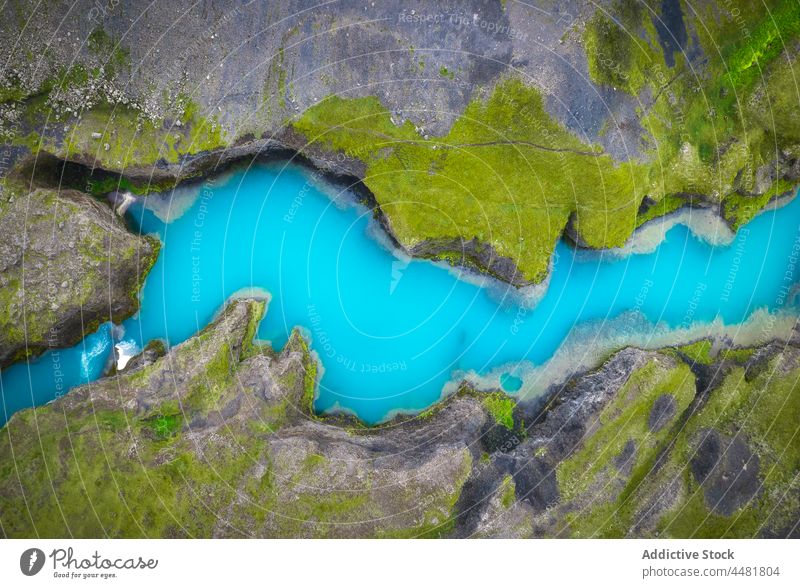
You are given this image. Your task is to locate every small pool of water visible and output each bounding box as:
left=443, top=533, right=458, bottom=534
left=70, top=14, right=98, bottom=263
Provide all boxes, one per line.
left=2, top=162, right=799, bottom=425
left=500, top=373, right=523, bottom=393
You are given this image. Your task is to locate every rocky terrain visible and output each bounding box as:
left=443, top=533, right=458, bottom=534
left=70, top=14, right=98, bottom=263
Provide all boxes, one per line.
left=2, top=0, right=799, bottom=283
left=0, top=298, right=796, bottom=538
left=0, top=181, right=158, bottom=366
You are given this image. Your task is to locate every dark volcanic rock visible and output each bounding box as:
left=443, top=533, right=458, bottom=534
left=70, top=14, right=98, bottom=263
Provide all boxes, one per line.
left=613, top=439, right=638, bottom=476
left=648, top=393, right=677, bottom=432
left=690, top=429, right=761, bottom=517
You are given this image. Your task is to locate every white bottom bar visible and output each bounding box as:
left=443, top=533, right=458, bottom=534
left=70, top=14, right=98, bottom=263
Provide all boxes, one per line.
left=1, top=539, right=797, bottom=587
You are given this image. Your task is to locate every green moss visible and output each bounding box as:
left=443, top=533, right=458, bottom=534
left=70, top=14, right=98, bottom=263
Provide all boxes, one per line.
left=378, top=451, right=473, bottom=539
left=0, top=82, right=27, bottom=104
left=719, top=347, right=756, bottom=363
left=283, top=330, right=319, bottom=415
left=635, top=194, right=686, bottom=227
left=55, top=64, right=90, bottom=92
left=0, top=400, right=267, bottom=537
left=240, top=298, right=267, bottom=359
left=583, top=1, right=660, bottom=95
left=142, top=413, right=182, bottom=440
left=723, top=179, right=795, bottom=230
left=654, top=357, right=800, bottom=537
left=499, top=475, right=516, bottom=509
left=0, top=187, right=157, bottom=360
left=720, top=1, right=800, bottom=90
left=483, top=392, right=516, bottom=430
left=87, top=27, right=130, bottom=76
left=558, top=357, right=696, bottom=536
left=674, top=339, right=715, bottom=366
left=638, top=1, right=800, bottom=209
left=57, top=98, right=226, bottom=170
left=294, top=78, right=647, bottom=283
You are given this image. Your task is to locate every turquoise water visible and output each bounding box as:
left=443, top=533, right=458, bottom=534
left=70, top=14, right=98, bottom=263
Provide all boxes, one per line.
left=500, top=373, right=523, bottom=393
left=2, top=162, right=799, bottom=425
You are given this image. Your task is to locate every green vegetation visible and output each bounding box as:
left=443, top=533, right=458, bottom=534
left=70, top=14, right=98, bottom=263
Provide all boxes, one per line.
left=87, top=27, right=130, bottom=77
left=0, top=392, right=266, bottom=537
left=583, top=1, right=661, bottom=95
left=143, top=413, right=182, bottom=440
left=0, top=296, right=475, bottom=538
left=60, top=98, right=227, bottom=171
left=0, top=186, right=156, bottom=362
left=294, top=79, right=646, bottom=283
left=719, top=346, right=757, bottom=363
left=283, top=329, right=319, bottom=415
left=723, top=177, right=795, bottom=229
left=553, top=345, right=800, bottom=538
left=674, top=339, right=715, bottom=365
left=499, top=475, right=517, bottom=509
left=639, top=1, right=800, bottom=213
left=290, top=2, right=800, bottom=284
left=378, top=451, right=473, bottom=539
left=635, top=194, right=686, bottom=227
left=653, top=356, right=800, bottom=537
left=9, top=63, right=226, bottom=190
left=558, top=357, right=696, bottom=536
left=482, top=392, right=516, bottom=429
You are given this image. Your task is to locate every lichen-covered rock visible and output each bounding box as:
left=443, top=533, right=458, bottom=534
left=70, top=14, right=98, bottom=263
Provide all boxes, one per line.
left=0, top=183, right=158, bottom=366
left=0, top=298, right=482, bottom=538
left=3, top=1, right=799, bottom=284
left=467, top=345, right=800, bottom=538
left=1, top=299, right=797, bottom=538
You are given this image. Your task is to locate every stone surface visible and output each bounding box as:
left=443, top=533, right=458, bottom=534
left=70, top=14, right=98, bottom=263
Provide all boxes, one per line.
left=0, top=183, right=158, bottom=366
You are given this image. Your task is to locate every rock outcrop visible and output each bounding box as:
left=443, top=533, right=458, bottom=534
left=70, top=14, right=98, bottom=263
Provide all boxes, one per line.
left=1, top=298, right=796, bottom=538
left=0, top=183, right=158, bottom=366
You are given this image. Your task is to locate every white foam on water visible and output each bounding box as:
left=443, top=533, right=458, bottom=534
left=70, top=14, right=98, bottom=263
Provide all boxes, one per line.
left=81, top=335, right=112, bottom=379
left=114, top=340, right=140, bottom=371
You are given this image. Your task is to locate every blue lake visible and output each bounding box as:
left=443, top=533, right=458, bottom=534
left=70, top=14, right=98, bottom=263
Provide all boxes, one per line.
left=2, top=162, right=799, bottom=425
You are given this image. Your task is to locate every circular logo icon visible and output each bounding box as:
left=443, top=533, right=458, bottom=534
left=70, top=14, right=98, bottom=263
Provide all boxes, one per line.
left=20, top=548, right=46, bottom=576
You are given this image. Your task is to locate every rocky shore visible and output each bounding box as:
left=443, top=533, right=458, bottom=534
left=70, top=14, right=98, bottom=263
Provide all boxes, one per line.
left=0, top=298, right=796, bottom=538
left=1, top=0, right=799, bottom=538
left=0, top=181, right=158, bottom=367
left=3, top=0, right=800, bottom=285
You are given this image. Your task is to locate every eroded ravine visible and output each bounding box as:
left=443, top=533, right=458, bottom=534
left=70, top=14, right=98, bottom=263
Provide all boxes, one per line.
left=1, top=162, right=798, bottom=426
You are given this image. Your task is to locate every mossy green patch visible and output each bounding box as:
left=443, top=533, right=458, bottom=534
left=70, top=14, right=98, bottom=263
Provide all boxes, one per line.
left=558, top=357, right=696, bottom=537
left=143, top=413, right=182, bottom=440
left=653, top=357, right=800, bottom=537
left=59, top=98, right=227, bottom=171
left=294, top=78, right=647, bottom=283
left=482, top=392, right=516, bottom=430
left=635, top=194, right=686, bottom=227
left=723, top=179, right=795, bottom=230
left=639, top=1, right=800, bottom=208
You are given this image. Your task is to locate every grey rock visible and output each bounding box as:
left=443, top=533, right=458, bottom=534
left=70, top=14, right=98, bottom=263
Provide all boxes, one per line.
left=648, top=393, right=677, bottom=433
left=0, top=184, right=159, bottom=366
left=690, top=429, right=761, bottom=517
